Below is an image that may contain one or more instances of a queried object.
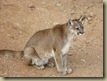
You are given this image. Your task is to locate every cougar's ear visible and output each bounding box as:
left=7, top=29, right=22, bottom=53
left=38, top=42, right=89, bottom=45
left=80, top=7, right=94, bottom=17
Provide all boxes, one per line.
left=68, top=19, right=74, bottom=26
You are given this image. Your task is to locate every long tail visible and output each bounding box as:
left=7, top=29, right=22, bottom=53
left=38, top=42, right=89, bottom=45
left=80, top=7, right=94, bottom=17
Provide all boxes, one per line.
left=0, top=49, right=24, bottom=59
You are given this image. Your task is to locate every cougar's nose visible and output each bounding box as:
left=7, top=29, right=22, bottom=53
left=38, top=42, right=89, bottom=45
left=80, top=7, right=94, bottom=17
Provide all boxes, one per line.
left=78, top=31, right=84, bottom=35
left=80, top=31, right=84, bottom=34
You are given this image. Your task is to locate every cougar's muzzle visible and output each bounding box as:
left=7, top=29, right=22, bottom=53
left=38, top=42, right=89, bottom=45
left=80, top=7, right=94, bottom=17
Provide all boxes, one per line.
left=76, top=27, right=84, bottom=35
left=77, top=30, right=84, bottom=35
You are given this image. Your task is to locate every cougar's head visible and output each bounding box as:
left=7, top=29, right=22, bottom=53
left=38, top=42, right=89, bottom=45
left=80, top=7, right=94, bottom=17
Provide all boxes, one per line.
left=68, top=15, right=85, bottom=35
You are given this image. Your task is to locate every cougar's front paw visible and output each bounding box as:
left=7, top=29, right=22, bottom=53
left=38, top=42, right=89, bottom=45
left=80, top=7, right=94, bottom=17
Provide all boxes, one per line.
left=61, top=71, right=67, bottom=76
left=59, top=68, right=73, bottom=76
left=58, top=70, right=67, bottom=76
left=57, top=69, right=66, bottom=76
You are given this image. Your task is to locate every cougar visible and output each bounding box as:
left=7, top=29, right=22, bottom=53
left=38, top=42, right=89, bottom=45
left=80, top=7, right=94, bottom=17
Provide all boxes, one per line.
left=0, top=16, right=85, bottom=76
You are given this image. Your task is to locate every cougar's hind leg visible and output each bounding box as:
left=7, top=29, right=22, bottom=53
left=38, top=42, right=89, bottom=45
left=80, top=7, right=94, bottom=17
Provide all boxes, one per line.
left=23, top=47, right=39, bottom=65
left=24, top=47, right=46, bottom=70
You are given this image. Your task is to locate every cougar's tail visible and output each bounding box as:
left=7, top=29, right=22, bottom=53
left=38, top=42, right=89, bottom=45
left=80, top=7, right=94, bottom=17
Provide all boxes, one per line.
left=0, top=49, right=24, bottom=59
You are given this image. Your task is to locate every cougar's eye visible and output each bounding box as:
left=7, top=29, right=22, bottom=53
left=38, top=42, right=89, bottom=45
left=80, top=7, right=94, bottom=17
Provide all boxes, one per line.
left=76, top=28, right=79, bottom=30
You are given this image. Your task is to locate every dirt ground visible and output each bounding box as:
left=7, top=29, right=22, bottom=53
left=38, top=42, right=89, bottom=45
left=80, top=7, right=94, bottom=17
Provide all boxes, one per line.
left=0, top=0, right=103, bottom=77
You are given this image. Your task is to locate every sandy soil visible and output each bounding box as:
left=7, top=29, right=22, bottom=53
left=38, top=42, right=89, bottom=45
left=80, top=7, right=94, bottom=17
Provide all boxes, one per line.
left=0, top=0, right=103, bottom=77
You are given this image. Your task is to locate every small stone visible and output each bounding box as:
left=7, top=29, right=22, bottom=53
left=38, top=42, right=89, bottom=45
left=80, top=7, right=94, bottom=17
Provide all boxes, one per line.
left=10, top=36, right=15, bottom=39
left=67, top=68, right=72, bottom=74
left=14, top=23, right=20, bottom=27
left=56, top=2, right=62, bottom=7
left=85, top=6, right=88, bottom=9
left=29, top=5, right=35, bottom=10
left=81, top=59, right=86, bottom=63
left=87, top=16, right=92, bottom=21
left=89, top=12, right=95, bottom=17
left=68, top=53, right=73, bottom=56
left=97, top=56, right=101, bottom=59
left=71, top=10, right=75, bottom=13
left=29, top=5, right=35, bottom=8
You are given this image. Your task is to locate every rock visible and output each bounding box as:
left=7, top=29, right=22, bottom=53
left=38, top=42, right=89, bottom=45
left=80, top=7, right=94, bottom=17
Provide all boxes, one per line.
left=14, top=22, right=21, bottom=27
left=87, top=12, right=95, bottom=21
left=56, top=2, right=62, bottom=7
left=89, top=12, right=95, bottom=17
left=10, top=36, right=14, bottom=39
left=87, top=16, right=92, bottom=21
left=29, top=5, right=35, bottom=10
left=67, top=68, right=72, bottom=74
left=97, top=56, right=101, bottom=59
left=68, top=53, right=73, bottom=56
left=85, top=6, right=89, bottom=9
left=81, top=59, right=86, bottom=63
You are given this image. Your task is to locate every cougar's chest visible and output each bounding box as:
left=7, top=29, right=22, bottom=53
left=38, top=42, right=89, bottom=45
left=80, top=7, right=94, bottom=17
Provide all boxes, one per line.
left=61, top=41, right=71, bottom=54
left=61, top=34, right=74, bottom=54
